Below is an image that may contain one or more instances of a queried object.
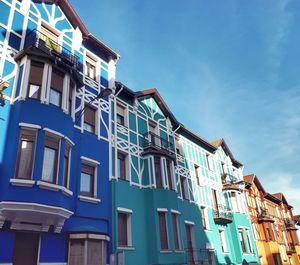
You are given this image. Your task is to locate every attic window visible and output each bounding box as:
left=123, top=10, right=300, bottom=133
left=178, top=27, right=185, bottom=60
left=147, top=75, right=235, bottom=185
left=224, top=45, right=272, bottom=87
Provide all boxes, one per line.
left=86, top=54, right=97, bottom=81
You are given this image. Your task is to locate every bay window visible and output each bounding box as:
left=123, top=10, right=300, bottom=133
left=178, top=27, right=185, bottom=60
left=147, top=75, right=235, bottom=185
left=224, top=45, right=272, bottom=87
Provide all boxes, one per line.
left=15, top=128, right=37, bottom=179
left=154, top=156, right=163, bottom=188
left=41, top=133, right=60, bottom=183
left=166, top=159, right=174, bottom=190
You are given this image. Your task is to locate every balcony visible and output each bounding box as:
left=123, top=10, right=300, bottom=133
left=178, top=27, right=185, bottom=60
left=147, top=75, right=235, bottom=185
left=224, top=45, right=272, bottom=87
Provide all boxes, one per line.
left=185, top=248, right=215, bottom=265
left=284, top=218, right=298, bottom=231
left=257, top=208, right=274, bottom=223
left=286, top=243, right=296, bottom=254
left=222, top=173, right=243, bottom=191
left=141, top=132, right=176, bottom=160
left=24, top=29, right=80, bottom=70
left=213, top=204, right=233, bottom=225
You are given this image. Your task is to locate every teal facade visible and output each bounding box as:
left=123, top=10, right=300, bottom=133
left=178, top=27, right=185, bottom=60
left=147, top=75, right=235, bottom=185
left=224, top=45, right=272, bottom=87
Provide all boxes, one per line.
left=110, top=83, right=260, bottom=265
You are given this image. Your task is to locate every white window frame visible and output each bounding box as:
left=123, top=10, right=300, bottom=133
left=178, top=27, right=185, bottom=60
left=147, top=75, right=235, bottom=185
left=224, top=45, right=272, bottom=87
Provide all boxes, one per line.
left=171, top=211, right=182, bottom=250
left=85, top=52, right=99, bottom=81
left=245, top=228, right=254, bottom=253
left=219, top=229, right=228, bottom=253
left=117, top=207, right=133, bottom=248
left=116, top=101, right=127, bottom=127
left=157, top=209, right=170, bottom=251
left=117, top=150, right=129, bottom=181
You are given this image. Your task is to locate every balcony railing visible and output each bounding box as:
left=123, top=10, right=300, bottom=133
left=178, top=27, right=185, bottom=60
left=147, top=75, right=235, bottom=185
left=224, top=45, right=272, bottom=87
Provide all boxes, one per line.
left=24, top=29, right=80, bottom=70
left=257, top=207, right=274, bottom=223
left=221, top=173, right=244, bottom=191
left=213, top=204, right=233, bottom=225
left=284, top=218, right=297, bottom=230
left=141, top=132, right=175, bottom=155
left=286, top=243, right=296, bottom=253
left=221, top=173, right=237, bottom=184
left=185, top=248, right=215, bottom=265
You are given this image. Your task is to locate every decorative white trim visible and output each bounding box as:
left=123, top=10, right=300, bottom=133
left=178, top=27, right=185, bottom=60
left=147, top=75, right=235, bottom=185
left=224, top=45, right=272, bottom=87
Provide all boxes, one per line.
left=117, top=207, right=133, bottom=214
left=160, top=250, right=173, bottom=253
left=43, top=128, right=64, bottom=138
left=69, top=233, right=109, bottom=241
left=184, top=220, right=195, bottom=225
left=157, top=208, right=168, bottom=212
left=39, top=263, right=67, bottom=265
left=64, top=136, right=75, bottom=146
left=18, top=122, right=41, bottom=129
left=10, top=178, right=35, bottom=187
left=61, top=187, right=73, bottom=196
left=117, top=246, right=135, bottom=251
left=80, top=156, right=100, bottom=165
left=170, top=209, right=181, bottom=215
left=37, top=180, right=60, bottom=191
left=78, top=195, right=101, bottom=204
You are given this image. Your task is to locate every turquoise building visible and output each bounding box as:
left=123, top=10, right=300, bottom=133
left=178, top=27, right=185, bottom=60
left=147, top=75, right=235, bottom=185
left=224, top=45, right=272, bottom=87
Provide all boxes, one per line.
left=110, top=83, right=260, bottom=265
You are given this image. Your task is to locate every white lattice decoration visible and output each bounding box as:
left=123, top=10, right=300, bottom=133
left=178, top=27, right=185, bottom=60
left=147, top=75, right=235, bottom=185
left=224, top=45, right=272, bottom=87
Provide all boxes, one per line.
left=116, top=138, right=129, bottom=153
left=84, top=89, right=98, bottom=108
left=175, top=165, right=191, bottom=178
left=83, top=75, right=99, bottom=90
left=129, top=143, right=143, bottom=156
left=117, top=123, right=128, bottom=135
left=99, top=98, right=109, bottom=113
left=176, top=154, right=185, bottom=164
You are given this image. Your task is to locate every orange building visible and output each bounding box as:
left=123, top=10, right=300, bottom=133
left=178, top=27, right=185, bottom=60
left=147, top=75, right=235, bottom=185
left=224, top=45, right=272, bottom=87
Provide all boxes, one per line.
left=244, top=174, right=300, bottom=265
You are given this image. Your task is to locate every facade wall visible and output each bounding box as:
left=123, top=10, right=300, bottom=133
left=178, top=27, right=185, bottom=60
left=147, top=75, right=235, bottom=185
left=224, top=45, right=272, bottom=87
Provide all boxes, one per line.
left=0, top=0, right=116, bottom=264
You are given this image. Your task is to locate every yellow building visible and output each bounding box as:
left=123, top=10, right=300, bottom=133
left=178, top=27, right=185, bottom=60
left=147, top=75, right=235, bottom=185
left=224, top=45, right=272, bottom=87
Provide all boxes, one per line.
left=244, top=174, right=300, bottom=265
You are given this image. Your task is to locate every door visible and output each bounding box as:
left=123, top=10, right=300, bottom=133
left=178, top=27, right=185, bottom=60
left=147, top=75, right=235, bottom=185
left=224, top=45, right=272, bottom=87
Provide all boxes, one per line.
left=186, top=224, right=195, bottom=264
left=13, top=232, right=39, bottom=265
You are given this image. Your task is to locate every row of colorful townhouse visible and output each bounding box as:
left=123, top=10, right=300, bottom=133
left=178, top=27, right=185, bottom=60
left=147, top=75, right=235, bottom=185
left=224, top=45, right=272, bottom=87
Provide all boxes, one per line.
left=0, top=1, right=299, bottom=265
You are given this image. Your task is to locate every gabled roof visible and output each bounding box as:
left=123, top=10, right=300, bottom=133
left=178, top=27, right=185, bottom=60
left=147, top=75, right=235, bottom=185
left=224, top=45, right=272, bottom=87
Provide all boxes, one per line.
left=272, top=192, right=293, bottom=209
left=211, top=138, right=243, bottom=168
left=243, top=174, right=266, bottom=194
left=115, top=82, right=179, bottom=126
left=46, top=0, right=119, bottom=60
left=264, top=193, right=281, bottom=204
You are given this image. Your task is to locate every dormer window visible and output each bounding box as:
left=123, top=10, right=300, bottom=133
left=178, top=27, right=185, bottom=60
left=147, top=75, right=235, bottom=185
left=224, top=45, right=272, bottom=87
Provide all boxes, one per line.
left=50, top=69, right=64, bottom=107
left=28, top=61, right=44, bottom=99
left=86, top=54, right=97, bottom=80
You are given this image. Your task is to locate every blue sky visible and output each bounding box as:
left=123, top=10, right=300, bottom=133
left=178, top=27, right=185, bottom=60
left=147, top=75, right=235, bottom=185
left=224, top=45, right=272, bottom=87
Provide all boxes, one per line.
left=71, top=0, right=300, bottom=213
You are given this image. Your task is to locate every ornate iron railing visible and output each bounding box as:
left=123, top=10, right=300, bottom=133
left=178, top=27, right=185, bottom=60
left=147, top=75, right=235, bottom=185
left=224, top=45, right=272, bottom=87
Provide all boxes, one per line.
left=142, top=131, right=175, bottom=154
left=286, top=243, right=296, bottom=253
left=284, top=218, right=297, bottom=230
left=24, top=29, right=79, bottom=70
left=213, top=204, right=233, bottom=224
left=221, top=173, right=238, bottom=184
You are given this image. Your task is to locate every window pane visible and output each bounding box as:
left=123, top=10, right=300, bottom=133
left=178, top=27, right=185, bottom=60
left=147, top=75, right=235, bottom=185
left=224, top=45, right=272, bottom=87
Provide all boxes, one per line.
left=172, top=213, right=180, bottom=250
left=167, top=160, right=173, bottom=190
left=69, top=239, right=85, bottom=265
left=49, top=88, right=61, bottom=106
left=42, top=147, right=56, bottom=182
left=80, top=172, right=92, bottom=195
left=63, top=156, right=69, bottom=187
left=16, top=140, right=34, bottom=179
left=117, top=153, right=126, bottom=180
left=51, top=69, right=64, bottom=92
left=158, top=212, right=168, bottom=250
left=87, top=240, right=103, bottom=265
left=118, top=212, right=128, bottom=246
left=83, top=123, right=94, bottom=133
left=154, top=157, right=163, bottom=188
left=28, top=84, right=40, bottom=98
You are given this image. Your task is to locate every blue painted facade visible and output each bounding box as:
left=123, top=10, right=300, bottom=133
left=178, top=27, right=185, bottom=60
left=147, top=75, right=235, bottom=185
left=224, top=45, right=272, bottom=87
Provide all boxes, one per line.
left=0, top=0, right=118, bottom=264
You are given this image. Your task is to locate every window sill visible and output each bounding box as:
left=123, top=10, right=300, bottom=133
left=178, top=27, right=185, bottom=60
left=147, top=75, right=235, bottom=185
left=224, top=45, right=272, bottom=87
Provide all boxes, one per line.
left=117, top=246, right=135, bottom=251
left=37, top=180, right=61, bottom=191
left=160, top=250, right=173, bottom=253
left=37, top=181, right=73, bottom=196
left=174, top=250, right=185, bottom=253
left=78, top=195, right=101, bottom=204
left=10, top=178, right=35, bottom=187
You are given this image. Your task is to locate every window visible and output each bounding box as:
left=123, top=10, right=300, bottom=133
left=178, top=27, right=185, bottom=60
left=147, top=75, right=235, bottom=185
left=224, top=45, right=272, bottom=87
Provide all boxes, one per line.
left=80, top=164, right=95, bottom=197
left=172, top=213, right=181, bottom=250
left=158, top=211, right=169, bottom=250
left=41, top=133, right=60, bottom=183
left=246, top=229, right=254, bottom=253
left=118, top=211, right=132, bottom=247
left=212, top=189, right=218, bottom=211
left=272, top=253, right=282, bottom=265
left=50, top=69, right=64, bottom=107
left=230, top=192, right=239, bottom=212
left=201, top=207, right=208, bottom=230
left=266, top=226, right=273, bottom=241
left=166, top=159, right=174, bottom=190
left=86, top=54, right=97, bottom=80
left=175, top=137, right=182, bottom=155
left=28, top=61, right=44, bottom=99
left=219, top=230, right=227, bottom=252
left=149, top=120, right=156, bottom=134
left=63, top=142, right=71, bottom=188
left=206, top=154, right=211, bottom=170
left=84, top=105, right=96, bottom=133
left=180, top=176, right=189, bottom=200
left=194, top=164, right=200, bottom=185
left=68, top=80, right=74, bottom=115
left=116, top=103, right=126, bottom=126
left=15, top=128, right=36, bottom=179
left=154, top=156, right=163, bottom=188
left=69, top=236, right=107, bottom=265
left=238, top=229, right=247, bottom=253
left=117, top=152, right=127, bottom=180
